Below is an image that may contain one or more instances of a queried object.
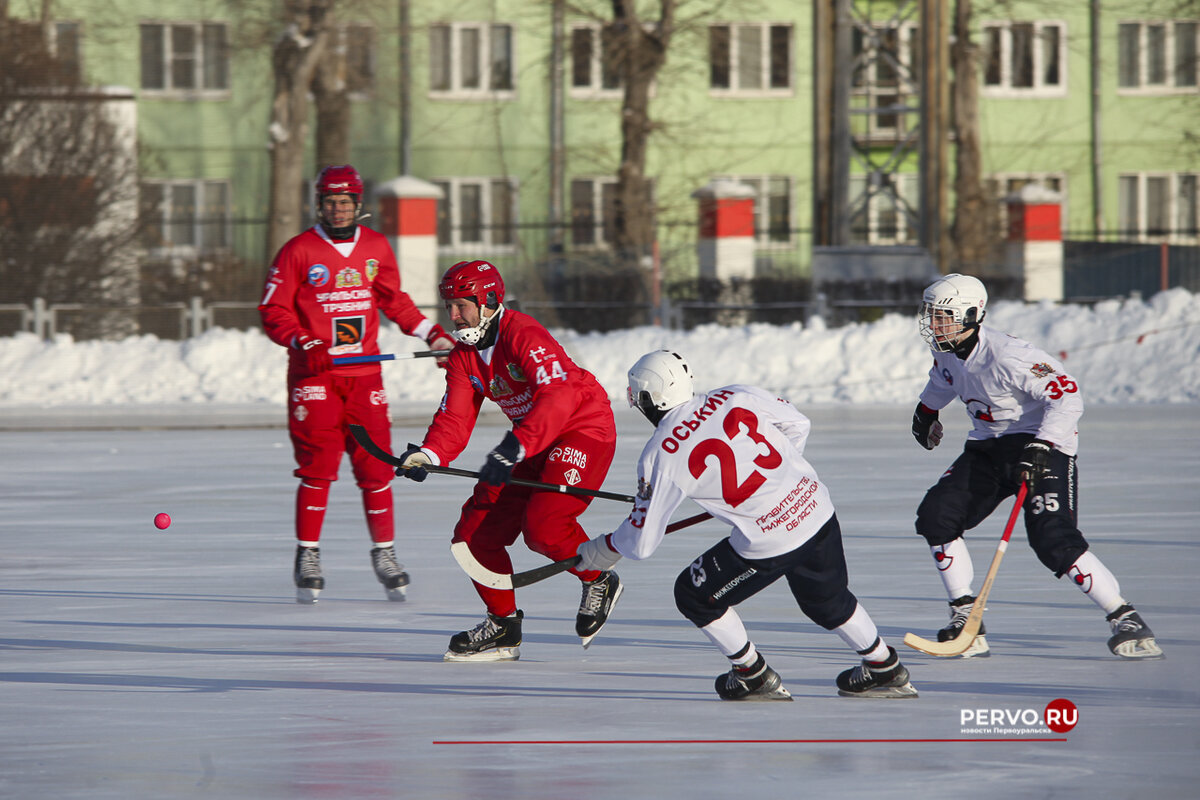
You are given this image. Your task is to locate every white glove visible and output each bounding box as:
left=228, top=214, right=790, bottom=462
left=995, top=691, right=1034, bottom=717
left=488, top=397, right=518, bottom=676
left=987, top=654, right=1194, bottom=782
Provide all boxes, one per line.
left=576, top=534, right=623, bottom=572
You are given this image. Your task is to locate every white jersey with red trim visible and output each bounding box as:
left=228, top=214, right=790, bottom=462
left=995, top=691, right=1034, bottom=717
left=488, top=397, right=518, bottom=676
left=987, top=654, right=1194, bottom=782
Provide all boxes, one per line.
left=919, top=325, right=1083, bottom=455
left=608, top=384, right=835, bottom=562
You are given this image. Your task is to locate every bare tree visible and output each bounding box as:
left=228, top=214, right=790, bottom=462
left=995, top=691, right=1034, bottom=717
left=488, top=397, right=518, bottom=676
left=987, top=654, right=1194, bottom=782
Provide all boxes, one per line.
left=0, top=11, right=140, bottom=334
left=266, top=1, right=333, bottom=258
left=948, top=0, right=998, bottom=271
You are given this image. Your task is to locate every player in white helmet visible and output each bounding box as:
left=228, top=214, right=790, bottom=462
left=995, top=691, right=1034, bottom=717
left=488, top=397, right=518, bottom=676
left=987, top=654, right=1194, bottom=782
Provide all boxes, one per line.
left=575, top=350, right=918, bottom=700
left=911, top=273, right=1162, bottom=659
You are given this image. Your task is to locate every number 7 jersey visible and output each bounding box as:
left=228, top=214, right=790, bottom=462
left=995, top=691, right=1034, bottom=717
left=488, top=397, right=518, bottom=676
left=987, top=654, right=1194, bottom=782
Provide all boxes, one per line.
left=611, top=384, right=835, bottom=562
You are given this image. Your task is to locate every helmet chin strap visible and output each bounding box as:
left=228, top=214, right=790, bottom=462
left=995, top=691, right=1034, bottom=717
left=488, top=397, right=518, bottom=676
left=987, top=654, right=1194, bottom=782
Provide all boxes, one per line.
left=454, top=304, right=504, bottom=346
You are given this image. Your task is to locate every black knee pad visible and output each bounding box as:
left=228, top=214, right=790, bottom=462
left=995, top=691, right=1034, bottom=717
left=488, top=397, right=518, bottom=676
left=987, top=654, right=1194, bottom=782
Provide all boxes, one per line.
left=796, top=587, right=857, bottom=630
left=674, top=567, right=725, bottom=628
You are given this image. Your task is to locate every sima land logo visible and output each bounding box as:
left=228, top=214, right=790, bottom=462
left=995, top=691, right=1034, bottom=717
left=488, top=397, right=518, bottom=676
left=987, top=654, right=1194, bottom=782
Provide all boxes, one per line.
left=960, top=698, right=1078, bottom=736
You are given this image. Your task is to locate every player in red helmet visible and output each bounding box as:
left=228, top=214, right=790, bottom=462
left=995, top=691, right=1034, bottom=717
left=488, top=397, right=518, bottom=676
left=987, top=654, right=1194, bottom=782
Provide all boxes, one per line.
left=259, top=164, right=457, bottom=604
left=395, top=259, right=622, bottom=661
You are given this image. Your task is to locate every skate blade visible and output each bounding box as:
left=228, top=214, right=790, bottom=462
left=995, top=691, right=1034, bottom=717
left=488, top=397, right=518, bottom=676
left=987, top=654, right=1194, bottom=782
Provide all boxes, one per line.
left=742, top=686, right=794, bottom=702
left=838, top=681, right=919, bottom=699
left=1112, top=638, right=1164, bottom=659
left=296, top=587, right=321, bottom=604
left=384, top=586, right=407, bottom=602
left=443, top=646, right=520, bottom=663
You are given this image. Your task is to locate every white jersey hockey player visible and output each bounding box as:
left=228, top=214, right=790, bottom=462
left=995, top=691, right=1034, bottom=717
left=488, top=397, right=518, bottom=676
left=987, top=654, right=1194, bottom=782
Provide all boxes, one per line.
left=575, top=350, right=918, bottom=701
left=910, top=273, right=1162, bottom=659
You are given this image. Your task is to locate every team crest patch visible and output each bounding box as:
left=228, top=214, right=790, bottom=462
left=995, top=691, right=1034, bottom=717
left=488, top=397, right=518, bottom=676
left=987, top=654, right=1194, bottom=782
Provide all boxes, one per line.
left=489, top=376, right=514, bottom=397
left=637, top=477, right=652, bottom=500
left=335, top=267, right=363, bottom=289
left=294, top=404, right=308, bottom=421
left=1030, top=362, right=1056, bottom=378
left=307, top=264, right=330, bottom=287
left=365, top=259, right=379, bottom=281
left=507, top=363, right=526, bottom=382
left=564, top=468, right=582, bottom=486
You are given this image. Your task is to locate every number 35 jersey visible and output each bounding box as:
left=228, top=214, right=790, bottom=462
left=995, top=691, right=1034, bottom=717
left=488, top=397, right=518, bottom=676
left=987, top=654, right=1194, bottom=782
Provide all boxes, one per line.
left=919, top=325, right=1083, bottom=456
left=611, top=384, right=834, bottom=562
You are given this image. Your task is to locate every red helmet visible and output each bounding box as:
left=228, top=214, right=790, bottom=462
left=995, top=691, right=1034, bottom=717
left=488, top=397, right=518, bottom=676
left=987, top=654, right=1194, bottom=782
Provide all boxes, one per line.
left=315, top=164, right=363, bottom=199
left=439, top=260, right=505, bottom=307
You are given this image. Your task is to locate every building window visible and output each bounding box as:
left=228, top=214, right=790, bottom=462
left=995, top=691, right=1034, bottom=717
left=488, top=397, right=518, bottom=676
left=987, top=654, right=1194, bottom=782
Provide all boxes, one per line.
left=709, top=23, right=792, bottom=94
left=1118, top=20, right=1199, bottom=91
left=139, top=22, right=229, bottom=93
left=570, top=24, right=622, bottom=96
left=713, top=175, right=793, bottom=246
left=432, top=178, right=517, bottom=250
left=1118, top=173, right=1200, bottom=241
left=49, top=21, right=82, bottom=83
left=570, top=178, right=617, bottom=246
left=429, top=23, right=514, bottom=96
left=851, top=23, right=918, bottom=141
left=337, top=24, right=376, bottom=96
left=140, top=180, right=231, bottom=253
left=848, top=173, right=918, bottom=245
left=982, top=20, right=1065, bottom=95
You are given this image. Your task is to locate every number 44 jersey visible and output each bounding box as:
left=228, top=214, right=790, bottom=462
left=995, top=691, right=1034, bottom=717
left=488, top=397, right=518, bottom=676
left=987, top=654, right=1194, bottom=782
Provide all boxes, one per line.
left=611, top=384, right=835, bottom=563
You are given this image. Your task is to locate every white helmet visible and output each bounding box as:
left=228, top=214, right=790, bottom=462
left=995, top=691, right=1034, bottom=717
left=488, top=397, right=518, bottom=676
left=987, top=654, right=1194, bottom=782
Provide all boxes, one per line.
left=919, top=273, right=988, bottom=352
left=627, top=350, right=693, bottom=423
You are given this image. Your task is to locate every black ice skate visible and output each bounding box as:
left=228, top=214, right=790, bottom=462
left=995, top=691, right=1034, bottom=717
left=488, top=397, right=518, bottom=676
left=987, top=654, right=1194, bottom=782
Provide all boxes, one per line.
left=1106, top=604, right=1164, bottom=659
left=444, top=610, right=523, bottom=662
left=576, top=571, right=623, bottom=648
left=293, top=545, right=325, bottom=604
left=937, top=594, right=990, bottom=657
left=837, top=646, right=919, bottom=698
left=370, top=545, right=410, bottom=602
left=715, top=654, right=793, bottom=701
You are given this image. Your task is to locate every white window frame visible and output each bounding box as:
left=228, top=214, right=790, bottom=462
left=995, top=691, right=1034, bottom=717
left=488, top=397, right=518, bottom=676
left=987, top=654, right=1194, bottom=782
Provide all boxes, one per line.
left=141, top=179, right=232, bottom=255
left=570, top=177, right=617, bottom=248
left=428, top=22, right=516, bottom=99
left=433, top=177, right=518, bottom=252
left=1117, top=20, right=1199, bottom=94
left=139, top=21, right=230, bottom=97
left=848, top=172, right=919, bottom=245
left=712, top=174, right=794, bottom=247
left=569, top=23, right=621, bottom=98
left=708, top=22, right=794, bottom=97
left=980, top=19, right=1067, bottom=97
left=1117, top=172, right=1200, bottom=243
left=851, top=21, right=919, bottom=141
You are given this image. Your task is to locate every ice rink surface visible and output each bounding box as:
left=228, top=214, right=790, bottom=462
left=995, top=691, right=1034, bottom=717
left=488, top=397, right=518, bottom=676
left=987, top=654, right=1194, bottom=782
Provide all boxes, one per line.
left=1, top=404, right=1197, bottom=799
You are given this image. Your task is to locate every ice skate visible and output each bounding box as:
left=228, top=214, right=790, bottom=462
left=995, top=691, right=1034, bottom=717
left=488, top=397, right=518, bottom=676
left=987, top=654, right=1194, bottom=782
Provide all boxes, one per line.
left=370, top=545, right=410, bottom=602
left=1106, top=605, right=1163, bottom=659
left=444, top=610, right=523, bottom=662
left=715, top=654, right=793, bottom=701
left=576, top=571, right=623, bottom=648
left=937, top=594, right=990, bottom=657
left=293, top=545, right=325, bottom=604
left=837, top=646, right=918, bottom=698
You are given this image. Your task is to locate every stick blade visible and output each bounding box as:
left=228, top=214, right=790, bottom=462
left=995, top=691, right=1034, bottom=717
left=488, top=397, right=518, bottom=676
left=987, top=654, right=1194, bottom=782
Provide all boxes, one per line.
left=450, top=541, right=514, bottom=590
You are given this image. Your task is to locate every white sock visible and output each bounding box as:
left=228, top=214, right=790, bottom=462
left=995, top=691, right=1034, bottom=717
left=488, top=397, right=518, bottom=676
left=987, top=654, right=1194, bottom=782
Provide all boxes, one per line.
left=1067, top=551, right=1125, bottom=614
left=700, top=609, right=752, bottom=659
left=833, top=603, right=891, bottom=662
left=932, top=537, right=975, bottom=600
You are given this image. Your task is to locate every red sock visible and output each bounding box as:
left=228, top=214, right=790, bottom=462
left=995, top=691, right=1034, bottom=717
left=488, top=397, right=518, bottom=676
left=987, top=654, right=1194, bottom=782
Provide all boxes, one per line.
left=362, top=484, right=394, bottom=546
left=296, top=479, right=330, bottom=545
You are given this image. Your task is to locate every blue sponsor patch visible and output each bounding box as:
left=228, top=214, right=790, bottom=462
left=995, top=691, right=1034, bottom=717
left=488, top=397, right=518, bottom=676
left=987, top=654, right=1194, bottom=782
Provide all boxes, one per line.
left=307, top=264, right=331, bottom=287
left=469, top=375, right=486, bottom=394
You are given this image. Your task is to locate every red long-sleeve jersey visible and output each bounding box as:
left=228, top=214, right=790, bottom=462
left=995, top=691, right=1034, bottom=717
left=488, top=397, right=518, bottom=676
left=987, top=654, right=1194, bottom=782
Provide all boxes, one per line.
left=421, top=309, right=615, bottom=463
left=259, top=225, right=435, bottom=377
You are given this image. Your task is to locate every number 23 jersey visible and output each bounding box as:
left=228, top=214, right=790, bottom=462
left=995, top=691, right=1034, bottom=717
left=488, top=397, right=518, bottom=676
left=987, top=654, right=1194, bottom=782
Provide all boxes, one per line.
left=611, top=384, right=834, bottom=562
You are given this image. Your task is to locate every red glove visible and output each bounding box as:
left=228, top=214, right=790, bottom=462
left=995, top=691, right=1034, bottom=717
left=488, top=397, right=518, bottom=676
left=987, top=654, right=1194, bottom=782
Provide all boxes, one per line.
left=425, top=324, right=455, bottom=368
left=295, top=333, right=332, bottom=374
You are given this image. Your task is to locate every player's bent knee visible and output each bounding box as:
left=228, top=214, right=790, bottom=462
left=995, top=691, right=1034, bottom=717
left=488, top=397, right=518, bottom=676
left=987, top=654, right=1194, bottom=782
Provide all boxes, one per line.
left=674, top=570, right=724, bottom=628
left=798, top=590, right=857, bottom=630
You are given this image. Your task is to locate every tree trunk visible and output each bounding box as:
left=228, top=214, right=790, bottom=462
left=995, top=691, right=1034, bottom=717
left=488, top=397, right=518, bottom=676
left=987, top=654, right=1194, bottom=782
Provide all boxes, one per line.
left=610, top=0, right=674, bottom=270
left=312, top=27, right=351, bottom=169
left=266, top=1, right=331, bottom=260
left=949, top=0, right=995, bottom=271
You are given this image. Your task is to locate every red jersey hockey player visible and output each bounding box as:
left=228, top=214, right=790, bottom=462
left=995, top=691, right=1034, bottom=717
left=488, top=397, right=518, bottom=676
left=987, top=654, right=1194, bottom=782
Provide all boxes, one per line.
left=395, top=260, right=622, bottom=661
left=259, top=164, right=456, bottom=604
left=910, top=273, right=1162, bottom=658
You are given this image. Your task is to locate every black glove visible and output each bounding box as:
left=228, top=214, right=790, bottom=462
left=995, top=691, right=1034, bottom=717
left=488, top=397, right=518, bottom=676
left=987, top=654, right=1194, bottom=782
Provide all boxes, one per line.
left=395, top=443, right=431, bottom=482
left=1017, top=439, right=1053, bottom=485
left=911, top=402, right=943, bottom=450
left=478, top=431, right=521, bottom=487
